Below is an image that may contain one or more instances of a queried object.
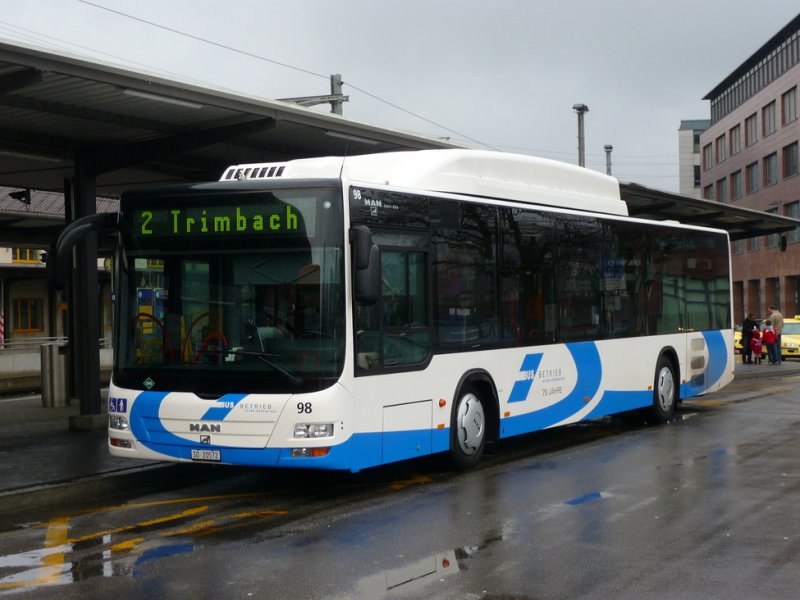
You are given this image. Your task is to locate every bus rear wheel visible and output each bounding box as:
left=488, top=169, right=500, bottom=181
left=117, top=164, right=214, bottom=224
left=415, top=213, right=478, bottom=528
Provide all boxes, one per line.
left=651, top=356, right=677, bottom=423
left=450, top=385, right=486, bottom=470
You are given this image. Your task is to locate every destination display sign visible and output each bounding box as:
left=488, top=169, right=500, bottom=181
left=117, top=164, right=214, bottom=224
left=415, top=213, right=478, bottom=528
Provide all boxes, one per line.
left=126, top=195, right=315, bottom=240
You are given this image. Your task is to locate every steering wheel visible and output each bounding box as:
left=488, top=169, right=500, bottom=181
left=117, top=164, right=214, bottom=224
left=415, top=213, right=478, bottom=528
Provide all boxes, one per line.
left=196, top=331, right=230, bottom=362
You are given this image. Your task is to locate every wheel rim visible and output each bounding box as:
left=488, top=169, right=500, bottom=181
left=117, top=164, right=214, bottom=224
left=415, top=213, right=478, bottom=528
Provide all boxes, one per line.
left=656, top=366, right=675, bottom=412
left=456, top=392, right=485, bottom=456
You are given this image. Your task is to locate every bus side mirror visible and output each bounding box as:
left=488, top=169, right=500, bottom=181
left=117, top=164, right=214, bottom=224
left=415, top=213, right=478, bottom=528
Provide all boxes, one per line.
left=351, top=225, right=380, bottom=306
left=47, top=212, right=118, bottom=289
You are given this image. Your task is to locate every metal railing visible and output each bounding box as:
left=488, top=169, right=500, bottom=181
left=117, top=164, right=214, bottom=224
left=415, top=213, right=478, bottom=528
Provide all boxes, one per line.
left=0, top=336, right=111, bottom=353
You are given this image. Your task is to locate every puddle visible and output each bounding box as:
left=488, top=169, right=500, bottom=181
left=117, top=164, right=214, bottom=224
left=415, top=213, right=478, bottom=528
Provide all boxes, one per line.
left=354, top=532, right=506, bottom=596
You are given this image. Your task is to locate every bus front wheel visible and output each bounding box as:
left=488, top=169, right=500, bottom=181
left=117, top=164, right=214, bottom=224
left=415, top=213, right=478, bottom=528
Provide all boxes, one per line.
left=651, top=356, right=677, bottom=423
left=450, top=384, right=486, bottom=470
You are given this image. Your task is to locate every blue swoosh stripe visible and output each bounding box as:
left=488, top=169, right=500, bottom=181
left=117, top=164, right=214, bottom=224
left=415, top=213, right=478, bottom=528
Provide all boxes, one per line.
left=702, top=330, right=727, bottom=389
left=508, top=353, right=544, bottom=403
left=200, top=394, right=248, bottom=420
left=129, top=390, right=185, bottom=451
left=530, top=342, right=602, bottom=425
left=502, top=342, right=602, bottom=436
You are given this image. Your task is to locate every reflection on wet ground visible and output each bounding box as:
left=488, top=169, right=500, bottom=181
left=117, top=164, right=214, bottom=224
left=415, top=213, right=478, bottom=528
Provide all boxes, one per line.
left=0, top=416, right=628, bottom=594
left=0, top=493, right=292, bottom=593
left=2, top=385, right=798, bottom=598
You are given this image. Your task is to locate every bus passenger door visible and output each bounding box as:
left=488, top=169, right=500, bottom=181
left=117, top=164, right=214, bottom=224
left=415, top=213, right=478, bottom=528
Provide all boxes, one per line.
left=355, top=231, right=431, bottom=372
left=353, top=230, right=433, bottom=464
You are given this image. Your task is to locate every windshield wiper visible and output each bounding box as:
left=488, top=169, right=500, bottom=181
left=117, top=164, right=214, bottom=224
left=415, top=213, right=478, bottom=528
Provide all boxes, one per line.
left=224, top=349, right=304, bottom=386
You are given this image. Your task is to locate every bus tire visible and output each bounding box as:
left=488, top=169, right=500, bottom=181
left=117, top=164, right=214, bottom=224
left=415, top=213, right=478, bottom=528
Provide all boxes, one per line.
left=651, top=355, right=677, bottom=424
left=450, top=384, right=486, bottom=470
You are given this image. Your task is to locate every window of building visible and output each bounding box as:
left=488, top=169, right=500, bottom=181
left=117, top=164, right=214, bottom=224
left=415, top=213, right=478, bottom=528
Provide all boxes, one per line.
left=692, top=131, right=702, bottom=153
left=745, top=113, right=758, bottom=146
left=716, top=177, right=728, bottom=203
left=767, top=277, right=780, bottom=309
left=715, top=134, right=727, bottom=163
left=693, top=165, right=701, bottom=188
left=786, top=201, right=800, bottom=243
left=783, top=141, right=798, bottom=178
left=703, top=185, right=713, bottom=200
left=12, top=298, right=43, bottom=333
left=11, top=248, right=40, bottom=263
left=729, top=124, right=742, bottom=155
left=794, top=277, right=800, bottom=315
left=702, top=143, right=713, bottom=170
left=733, top=280, right=744, bottom=316
left=782, top=86, right=797, bottom=125
left=732, top=239, right=744, bottom=255
left=731, top=170, right=743, bottom=200
left=764, top=152, right=778, bottom=186
left=750, top=235, right=761, bottom=252
left=746, top=161, right=759, bottom=193
left=763, top=101, right=777, bottom=136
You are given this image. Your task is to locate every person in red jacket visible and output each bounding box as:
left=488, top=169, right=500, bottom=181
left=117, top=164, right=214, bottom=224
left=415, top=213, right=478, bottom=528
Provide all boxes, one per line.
left=763, top=320, right=778, bottom=365
left=750, top=327, right=763, bottom=365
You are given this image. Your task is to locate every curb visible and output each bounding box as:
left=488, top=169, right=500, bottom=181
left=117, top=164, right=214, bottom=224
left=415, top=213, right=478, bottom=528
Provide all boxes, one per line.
left=733, top=364, right=800, bottom=380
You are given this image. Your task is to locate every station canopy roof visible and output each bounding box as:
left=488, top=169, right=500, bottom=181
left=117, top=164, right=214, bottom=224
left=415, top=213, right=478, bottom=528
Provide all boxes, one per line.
left=0, top=38, right=457, bottom=196
left=0, top=37, right=798, bottom=246
left=620, top=183, right=799, bottom=242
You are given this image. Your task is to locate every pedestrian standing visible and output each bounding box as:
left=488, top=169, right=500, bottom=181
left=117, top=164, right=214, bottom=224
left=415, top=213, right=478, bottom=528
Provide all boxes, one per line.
left=750, top=327, right=763, bottom=364
left=767, top=306, right=784, bottom=364
left=763, top=320, right=778, bottom=365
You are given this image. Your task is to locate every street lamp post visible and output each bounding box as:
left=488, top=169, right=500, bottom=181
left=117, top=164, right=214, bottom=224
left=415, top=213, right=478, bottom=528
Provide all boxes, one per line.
left=604, top=144, right=613, bottom=175
left=572, top=104, right=589, bottom=167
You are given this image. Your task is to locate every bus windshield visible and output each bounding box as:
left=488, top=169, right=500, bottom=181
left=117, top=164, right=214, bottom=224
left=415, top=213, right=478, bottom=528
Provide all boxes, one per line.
left=114, top=186, right=345, bottom=395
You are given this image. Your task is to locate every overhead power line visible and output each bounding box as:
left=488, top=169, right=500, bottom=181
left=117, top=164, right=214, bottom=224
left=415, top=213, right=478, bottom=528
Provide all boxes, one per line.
left=74, top=0, right=496, bottom=149
left=76, top=0, right=330, bottom=81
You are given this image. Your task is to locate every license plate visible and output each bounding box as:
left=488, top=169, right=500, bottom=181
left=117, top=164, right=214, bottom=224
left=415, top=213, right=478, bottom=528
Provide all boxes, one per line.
left=191, top=449, right=221, bottom=462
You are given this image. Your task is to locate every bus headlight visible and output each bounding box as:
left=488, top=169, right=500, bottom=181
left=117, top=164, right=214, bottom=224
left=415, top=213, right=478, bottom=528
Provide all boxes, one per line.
left=109, top=415, right=129, bottom=431
left=293, top=423, right=334, bottom=439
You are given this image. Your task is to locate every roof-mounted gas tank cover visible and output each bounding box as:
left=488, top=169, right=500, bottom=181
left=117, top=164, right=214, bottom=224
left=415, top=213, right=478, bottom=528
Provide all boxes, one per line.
left=220, top=149, right=626, bottom=216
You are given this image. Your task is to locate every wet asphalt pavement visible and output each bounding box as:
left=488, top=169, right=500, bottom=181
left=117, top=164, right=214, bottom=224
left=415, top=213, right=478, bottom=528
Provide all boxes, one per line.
left=0, top=369, right=798, bottom=599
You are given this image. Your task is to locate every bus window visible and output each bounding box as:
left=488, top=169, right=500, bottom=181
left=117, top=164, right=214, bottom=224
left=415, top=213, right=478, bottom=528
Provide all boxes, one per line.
left=433, top=201, right=498, bottom=349
left=499, top=207, right=557, bottom=346
left=356, top=235, right=431, bottom=371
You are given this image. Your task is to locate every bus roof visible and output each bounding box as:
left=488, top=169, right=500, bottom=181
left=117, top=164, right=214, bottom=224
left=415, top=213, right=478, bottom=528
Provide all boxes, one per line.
left=220, top=149, right=627, bottom=216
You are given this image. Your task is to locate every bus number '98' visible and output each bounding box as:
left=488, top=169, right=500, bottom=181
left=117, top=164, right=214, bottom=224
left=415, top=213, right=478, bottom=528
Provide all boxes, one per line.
left=298, top=402, right=312, bottom=414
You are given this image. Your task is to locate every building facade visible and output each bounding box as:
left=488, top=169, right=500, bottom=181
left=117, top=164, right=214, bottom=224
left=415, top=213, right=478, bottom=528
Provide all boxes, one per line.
left=701, top=14, right=800, bottom=320
left=0, top=187, right=113, bottom=347
left=678, top=120, right=710, bottom=198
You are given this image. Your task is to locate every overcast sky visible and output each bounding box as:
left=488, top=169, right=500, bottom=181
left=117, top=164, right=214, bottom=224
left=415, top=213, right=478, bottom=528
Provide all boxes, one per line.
left=1, top=0, right=799, bottom=191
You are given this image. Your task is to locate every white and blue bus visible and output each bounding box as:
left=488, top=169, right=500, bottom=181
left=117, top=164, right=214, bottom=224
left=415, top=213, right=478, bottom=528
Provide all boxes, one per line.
left=56, top=150, right=734, bottom=471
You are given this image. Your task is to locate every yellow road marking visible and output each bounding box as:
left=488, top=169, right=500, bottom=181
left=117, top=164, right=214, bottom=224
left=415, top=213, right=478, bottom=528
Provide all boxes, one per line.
left=6, top=473, right=424, bottom=592
left=70, top=492, right=264, bottom=517
left=40, top=516, right=68, bottom=585
left=67, top=505, right=208, bottom=544
left=1, top=496, right=294, bottom=592
left=0, top=516, right=70, bottom=590
left=689, top=399, right=734, bottom=406
left=162, top=519, right=220, bottom=537
left=390, top=473, right=433, bottom=490
left=111, top=537, right=145, bottom=553
left=231, top=510, right=290, bottom=519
